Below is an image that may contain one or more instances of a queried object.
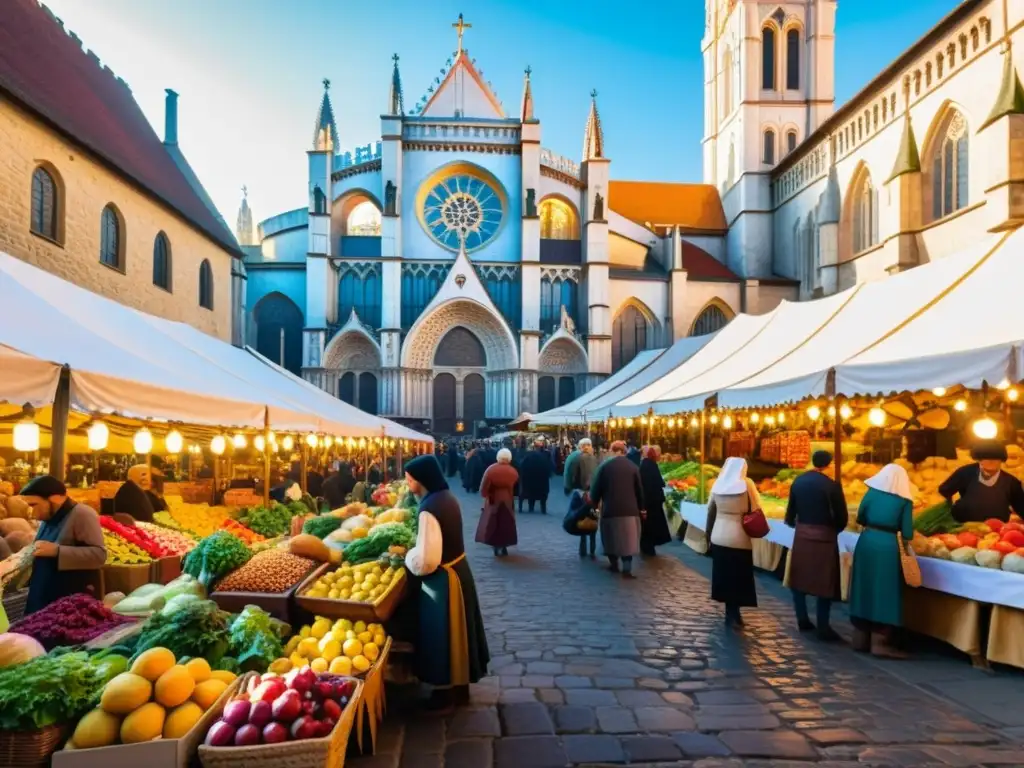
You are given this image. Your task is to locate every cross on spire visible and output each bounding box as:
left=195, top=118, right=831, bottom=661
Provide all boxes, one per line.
left=322, top=78, right=331, bottom=91
left=525, top=65, right=532, bottom=77
left=392, top=53, right=399, bottom=64
left=452, top=13, right=471, bottom=54
left=591, top=89, right=598, bottom=99
left=241, top=184, right=248, bottom=199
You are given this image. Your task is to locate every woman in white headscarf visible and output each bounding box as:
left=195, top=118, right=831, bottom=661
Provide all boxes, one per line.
left=849, top=463, right=916, bottom=658
left=707, top=457, right=761, bottom=627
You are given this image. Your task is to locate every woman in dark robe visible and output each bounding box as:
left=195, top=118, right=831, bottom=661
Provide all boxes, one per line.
left=465, top=449, right=485, bottom=493
left=476, top=449, right=519, bottom=556
left=446, top=443, right=460, bottom=478
left=20, top=475, right=107, bottom=614
left=322, top=463, right=356, bottom=509
left=112, top=464, right=156, bottom=522
left=639, top=446, right=672, bottom=556
left=519, top=440, right=554, bottom=514
left=590, top=441, right=644, bottom=577
left=404, top=456, right=490, bottom=711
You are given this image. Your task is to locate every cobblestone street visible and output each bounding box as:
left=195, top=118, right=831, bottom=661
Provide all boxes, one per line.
left=351, top=479, right=1024, bottom=767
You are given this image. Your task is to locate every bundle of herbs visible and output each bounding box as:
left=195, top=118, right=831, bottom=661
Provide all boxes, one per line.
left=183, top=530, right=252, bottom=588
left=127, top=598, right=231, bottom=665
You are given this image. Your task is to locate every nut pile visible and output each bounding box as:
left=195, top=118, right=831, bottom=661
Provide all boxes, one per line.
left=215, top=549, right=315, bottom=593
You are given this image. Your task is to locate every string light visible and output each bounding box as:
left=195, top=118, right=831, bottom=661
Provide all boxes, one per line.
left=667, top=418, right=676, bottom=429
left=282, top=435, right=295, bottom=451
left=133, top=428, right=153, bottom=455
left=839, top=404, right=852, bottom=420
left=827, top=405, right=837, bottom=417
left=710, top=414, right=719, bottom=425
left=807, top=405, right=821, bottom=421
left=722, top=414, right=733, bottom=430
left=305, top=433, right=319, bottom=448
left=997, top=378, right=1011, bottom=391
left=210, top=435, right=227, bottom=455
left=87, top=422, right=110, bottom=451
left=358, top=437, right=367, bottom=449
left=165, top=430, right=183, bottom=454
left=640, top=416, right=648, bottom=426
left=765, top=415, right=776, bottom=426
left=954, top=399, right=968, bottom=412
left=777, top=412, right=786, bottom=424
left=625, top=418, right=634, bottom=428
left=690, top=417, right=699, bottom=428
left=750, top=412, right=760, bottom=423
left=13, top=419, right=40, bottom=452
left=932, top=387, right=947, bottom=397
left=233, top=434, right=247, bottom=449
left=608, top=419, right=617, bottom=429
left=972, top=417, right=998, bottom=440
left=868, top=408, right=886, bottom=427
left=267, top=431, right=276, bottom=444
left=1009, top=388, right=1020, bottom=402
left=254, top=435, right=266, bottom=452
left=324, top=436, right=334, bottom=448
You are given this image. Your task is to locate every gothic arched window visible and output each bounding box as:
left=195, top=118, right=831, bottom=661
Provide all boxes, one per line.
left=401, top=264, right=447, bottom=327
left=540, top=276, right=579, bottom=336
left=763, top=129, right=776, bottom=165
left=30, top=166, right=60, bottom=241
left=338, top=265, right=382, bottom=328
left=786, top=28, right=800, bottom=89
left=762, top=26, right=777, bottom=90
left=347, top=200, right=381, bottom=235
left=691, top=303, right=730, bottom=337
left=100, top=204, right=123, bottom=270
left=539, top=198, right=579, bottom=240
left=786, top=130, right=798, bottom=156
left=927, top=109, right=969, bottom=221
left=199, top=259, right=214, bottom=310
left=612, top=304, right=651, bottom=370
left=153, top=232, right=172, bottom=291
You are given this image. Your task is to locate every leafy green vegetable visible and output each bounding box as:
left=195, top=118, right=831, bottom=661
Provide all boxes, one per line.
left=184, top=531, right=252, bottom=588
left=0, top=651, right=120, bottom=729
left=343, top=522, right=416, bottom=563
left=302, top=515, right=344, bottom=539
left=130, top=599, right=231, bottom=664
left=240, top=504, right=294, bottom=537
left=227, top=605, right=287, bottom=672
left=216, top=656, right=240, bottom=673
left=913, top=501, right=958, bottom=536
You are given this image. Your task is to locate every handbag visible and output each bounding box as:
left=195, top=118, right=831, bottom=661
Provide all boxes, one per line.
left=895, top=531, right=922, bottom=587
left=741, top=493, right=770, bottom=539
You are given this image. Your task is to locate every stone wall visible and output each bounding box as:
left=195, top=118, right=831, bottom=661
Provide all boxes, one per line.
left=0, top=99, right=234, bottom=341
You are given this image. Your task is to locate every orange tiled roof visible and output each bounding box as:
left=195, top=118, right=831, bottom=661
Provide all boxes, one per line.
left=608, top=180, right=727, bottom=234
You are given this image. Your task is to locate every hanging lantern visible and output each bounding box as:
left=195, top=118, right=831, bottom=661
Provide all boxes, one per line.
left=689, top=416, right=699, bottom=428
left=13, top=419, right=40, bottom=452
left=839, top=404, right=853, bottom=420
left=87, top=421, right=109, bottom=451
left=972, top=416, right=998, bottom=440
left=868, top=407, right=886, bottom=427
left=667, top=418, right=676, bottom=429
left=827, top=405, right=837, bottom=417
left=165, top=429, right=183, bottom=454
left=254, top=434, right=266, bottom=452
left=358, top=437, right=367, bottom=448
left=1009, top=388, right=1020, bottom=402
left=997, top=378, right=1011, bottom=391
left=233, top=434, right=247, bottom=449
left=722, top=414, right=733, bottom=430
left=133, top=428, right=153, bottom=455
left=954, top=399, right=968, bottom=412
left=305, top=433, right=319, bottom=448
left=778, top=411, right=786, bottom=424
left=324, top=436, right=334, bottom=448
left=750, top=412, right=760, bottom=423
left=282, top=435, right=295, bottom=451
left=211, top=435, right=227, bottom=455
left=709, top=414, right=719, bottom=425
left=608, top=419, right=617, bottom=429
left=347, top=437, right=357, bottom=449
left=932, top=386, right=947, bottom=397
left=267, top=431, right=276, bottom=444
left=807, top=405, right=821, bottom=421
left=765, top=415, right=776, bottom=426
left=640, top=416, right=648, bottom=426
left=625, top=418, right=634, bottom=428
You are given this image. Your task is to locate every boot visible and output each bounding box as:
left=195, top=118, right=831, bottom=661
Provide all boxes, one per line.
left=851, top=629, right=871, bottom=653
left=871, top=633, right=908, bottom=659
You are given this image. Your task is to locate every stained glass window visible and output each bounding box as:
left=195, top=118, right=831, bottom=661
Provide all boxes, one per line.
left=422, top=173, right=503, bottom=251
left=539, top=198, right=578, bottom=240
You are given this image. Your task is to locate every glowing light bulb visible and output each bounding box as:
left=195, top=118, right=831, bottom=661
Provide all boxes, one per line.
left=954, top=399, right=968, bottom=412
left=868, top=408, right=886, bottom=427
left=997, top=378, right=1011, bottom=391
left=210, top=435, right=227, bottom=455
left=306, top=433, right=319, bottom=448
left=932, top=387, right=947, bottom=397
left=710, top=414, right=719, bottom=425
left=282, top=435, right=295, bottom=451
left=1009, top=388, right=1020, bottom=402
left=13, top=420, right=39, bottom=452
left=165, top=430, right=183, bottom=454
left=233, top=434, right=247, bottom=449
left=722, top=414, right=733, bottom=430
left=827, top=405, right=837, bottom=417
left=750, top=412, right=760, bottom=423
left=254, top=435, right=266, bottom=452
left=765, top=415, right=776, bottom=426
left=807, top=405, right=821, bottom=421
left=690, top=417, right=699, bottom=428
left=972, top=417, right=998, bottom=440
left=267, top=431, right=276, bottom=444
left=133, top=428, right=153, bottom=455
left=608, top=419, right=617, bottom=428
left=87, top=422, right=109, bottom=451
left=778, top=412, right=786, bottom=424
left=640, top=416, right=648, bottom=426
left=840, top=404, right=852, bottom=420
left=324, top=436, right=334, bottom=447
left=625, top=418, right=634, bottom=428
left=667, top=418, right=676, bottom=429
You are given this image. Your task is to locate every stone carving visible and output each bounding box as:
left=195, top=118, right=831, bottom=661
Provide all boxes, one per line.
left=560, top=304, right=576, bottom=334
left=538, top=337, right=587, bottom=374
left=525, top=188, right=536, bottom=217
left=384, top=180, right=397, bottom=215
left=455, top=273, right=466, bottom=289
left=322, top=330, right=382, bottom=371
left=593, top=192, right=604, bottom=221
left=403, top=300, right=517, bottom=370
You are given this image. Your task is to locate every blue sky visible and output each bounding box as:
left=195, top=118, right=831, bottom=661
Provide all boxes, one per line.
left=43, top=0, right=956, bottom=231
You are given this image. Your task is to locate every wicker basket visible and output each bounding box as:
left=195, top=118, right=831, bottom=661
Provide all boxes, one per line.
left=197, top=676, right=363, bottom=768
left=223, top=489, right=261, bottom=508
left=2, top=588, right=29, bottom=625
left=294, top=563, right=408, bottom=623
left=0, top=724, right=67, bottom=767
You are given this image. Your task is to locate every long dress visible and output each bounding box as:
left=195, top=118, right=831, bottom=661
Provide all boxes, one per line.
left=476, top=463, right=519, bottom=549
left=849, top=487, right=914, bottom=629
left=639, top=458, right=672, bottom=552
left=519, top=450, right=553, bottom=502
left=590, top=456, right=643, bottom=557
left=409, top=490, right=490, bottom=687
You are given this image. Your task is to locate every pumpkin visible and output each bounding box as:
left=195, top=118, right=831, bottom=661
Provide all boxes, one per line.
left=0, top=632, right=45, bottom=668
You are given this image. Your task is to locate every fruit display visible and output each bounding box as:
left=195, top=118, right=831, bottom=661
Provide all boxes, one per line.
left=214, top=549, right=316, bottom=594
left=67, top=647, right=237, bottom=749
left=911, top=515, right=1024, bottom=573
left=8, top=593, right=134, bottom=650
left=103, top=528, right=154, bottom=565
left=201, top=668, right=357, bottom=748
left=99, top=516, right=170, bottom=559
left=272, top=617, right=387, bottom=677
left=220, top=518, right=266, bottom=544
left=301, top=560, right=405, bottom=604
left=159, top=499, right=235, bottom=538
left=136, top=521, right=197, bottom=556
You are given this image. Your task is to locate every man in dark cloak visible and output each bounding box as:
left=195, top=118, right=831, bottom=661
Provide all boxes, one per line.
left=519, top=439, right=554, bottom=514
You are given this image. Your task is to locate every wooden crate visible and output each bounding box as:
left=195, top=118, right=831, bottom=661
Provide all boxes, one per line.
left=294, top=563, right=408, bottom=624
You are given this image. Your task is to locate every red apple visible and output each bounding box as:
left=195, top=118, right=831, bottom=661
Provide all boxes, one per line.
left=262, top=722, right=289, bottom=744
left=321, top=699, right=342, bottom=721
left=252, top=679, right=287, bottom=704
left=290, top=668, right=316, bottom=694
left=271, top=689, right=303, bottom=723
left=290, top=715, right=319, bottom=740
left=248, top=700, right=272, bottom=729
left=234, top=724, right=261, bottom=746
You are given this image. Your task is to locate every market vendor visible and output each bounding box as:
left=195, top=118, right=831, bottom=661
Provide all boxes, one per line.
left=112, top=464, right=156, bottom=522
left=20, top=475, right=106, bottom=614
left=404, top=455, right=489, bottom=712
left=146, top=467, right=169, bottom=514
left=938, top=440, right=1024, bottom=523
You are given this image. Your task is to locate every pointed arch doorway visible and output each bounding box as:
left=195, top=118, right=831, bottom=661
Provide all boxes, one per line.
left=431, top=326, right=488, bottom=436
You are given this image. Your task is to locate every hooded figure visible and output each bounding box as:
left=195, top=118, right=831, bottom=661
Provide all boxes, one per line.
left=20, top=475, right=106, bottom=615
left=519, top=440, right=554, bottom=514
left=939, top=440, right=1024, bottom=523
left=112, top=464, right=157, bottom=522
left=848, top=464, right=916, bottom=658
left=464, top=448, right=484, bottom=494
left=707, top=457, right=760, bottom=627
left=639, top=446, right=671, bottom=555
left=403, top=456, right=489, bottom=710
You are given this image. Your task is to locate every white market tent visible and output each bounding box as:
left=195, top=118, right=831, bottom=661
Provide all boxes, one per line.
left=530, top=349, right=664, bottom=426
left=582, top=332, right=719, bottom=418
left=0, top=251, right=430, bottom=442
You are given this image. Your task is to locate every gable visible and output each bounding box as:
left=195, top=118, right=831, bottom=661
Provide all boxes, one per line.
left=421, top=53, right=504, bottom=119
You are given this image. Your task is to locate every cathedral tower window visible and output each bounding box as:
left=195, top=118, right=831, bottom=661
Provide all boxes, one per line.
left=763, top=129, right=776, bottom=165
left=539, top=197, right=579, bottom=240
left=761, top=26, right=777, bottom=90
left=691, top=302, right=731, bottom=337
left=786, top=28, right=800, bottom=90
left=540, top=275, right=579, bottom=336
left=338, top=263, right=382, bottom=328
left=99, top=204, right=124, bottom=271
left=612, top=303, right=654, bottom=370
left=786, top=130, right=797, bottom=156
left=926, top=109, right=969, bottom=222
left=30, top=165, right=61, bottom=242
left=347, top=200, right=381, bottom=236
left=852, top=171, right=878, bottom=255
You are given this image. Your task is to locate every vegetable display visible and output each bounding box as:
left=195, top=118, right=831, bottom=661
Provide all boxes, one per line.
left=215, top=549, right=316, bottom=594
left=103, top=529, right=153, bottom=565
left=8, top=593, right=134, bottom=650
left=0, top=632, right=45, bottom=668
left=0, top=650, right=124, bottom=730
left=126, top=598, right=232, bottom=665
left=302, top=515, right=344, bottom=540
left=184, top=530, right=253, bottom=589
left=912, top=501, right=959, bottom=536
left=911, top=516, right=1024, bottom=573
left=159, top=501, right=234, bottom=538
left=220, top=519, right=266, bottom=544
left=100, top=516, right=169, bottom=559
left=239, top=504, right=295, bottom=538
left=112, top=574, right=206, bottom=616
left=227, top=605, right=287, bottom=672
left=341, top=522, right=416, bottom=564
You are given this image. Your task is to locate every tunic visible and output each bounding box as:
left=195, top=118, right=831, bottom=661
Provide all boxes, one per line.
left=590, top=456, right=643, bottom=557
left=476, top=463, right=519, bottom=548
left=639, top=458, right=672, bottom=549
left=849, top=487, right=914, bottom=628
left=407, top=490, right=489, bottom=687
left=785, top=470, right=848, bottom=600
left=939, top=464, right=1024, bottom=523
left=112, top=479, right=155, bottom=522
left=26, top=500, right=107, bottom=614
left=519, top=450, right=554, bottom=502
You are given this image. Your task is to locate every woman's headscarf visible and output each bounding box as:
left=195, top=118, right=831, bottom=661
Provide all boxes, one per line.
left=711, top=457, right=762, bottom=509
left=127, top=464, right=151, bottom=489
left=405, top=455, right=449, bottom=495
left=641, top=445, right=661, bottom=461
left=865, top=463, right=916, bottom=501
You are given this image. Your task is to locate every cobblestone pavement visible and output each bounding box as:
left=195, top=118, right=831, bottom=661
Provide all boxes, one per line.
left=350, top=479, right=1024, bottom=767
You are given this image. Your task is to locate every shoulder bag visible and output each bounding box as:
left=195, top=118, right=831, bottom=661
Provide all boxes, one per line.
left=741, top=492, right=770, bottom=539
left=895, top=531, right=922, bottom=587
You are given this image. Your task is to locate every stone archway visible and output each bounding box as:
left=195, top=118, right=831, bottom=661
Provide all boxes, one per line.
left=252, top=292, right=304, bottom=376
left=322, top=328, right=382, bottom=411
left=402, top=299, right=518, bottom=370
left=537, top=333, right=587, bottom=412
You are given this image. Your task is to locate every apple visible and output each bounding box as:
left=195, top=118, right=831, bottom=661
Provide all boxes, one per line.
left=234, top=724, right=261, bottom=746
left=290, top=715, right=319, bottom=741
left=252, top=679, right=287, bottom=704
left=317, top=718, right=335, bottom=737
left=262, top=721, right=289, bottom=744
left=205, top=721, right=236, bottom=747
left=222, top=700, right=251, bottom=728
left=246, top=675, right=262, bottom=694
left=290, top=668, right=316, bottom=694
left=248, top=700, right=272, bottom=729
left=271, top=690, right=303, bottom=723
left=321, top=699, right=342, bottom=721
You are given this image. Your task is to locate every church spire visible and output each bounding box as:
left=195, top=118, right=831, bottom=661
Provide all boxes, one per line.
left=582, top=89, right=604, bottom=160
left=520, top=65, right=535, bottom=122
left=312, top=78, right=339, bottom=152
left=388, top=54, right=405, bottom=116
left=236, top=185, right=254, bottom=246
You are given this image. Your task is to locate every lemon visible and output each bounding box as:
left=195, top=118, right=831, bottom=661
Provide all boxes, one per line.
left=368, top=623, right=382, bottom=634
left=363, top=642, right=379, bottom=662
left=381, top=572, right=392, bottom=584
left=345, top=629, right=357, bottom=640
left=340, top=589, right=352, bottom=600
left=284, top=636, right=301, bottom=655
left=363, top=574, right=379, bottom=588
left=352, top=654, right=371, bottom=673
left=351, top=591, right=367, bottom=602
left=337, top=619, right=353, bottom=632
left=338, top=575, right=354, bottom=589
left=269, top=657, right=292, bottom=675
left=328, top=589, right=340, bottom=599
left=329, top=656, right=353, bottom=675
left=357, top=630, right=373, bottom=644
left=373, top=632, right=386, bottom=646
left=289, top=652, right=306, bottom=669
left=342, top=638, right=363, bottom=658
left=311, top=618, right=332, bottom=640
left=298, top=637, right=321, bottom=659
left=319, top=639, right=341, bottom=662
left=310, top=657, right=328, bottom=673
left=353, top=621, right=367, bottom=634
left=299, top=626, right=310, bottom=639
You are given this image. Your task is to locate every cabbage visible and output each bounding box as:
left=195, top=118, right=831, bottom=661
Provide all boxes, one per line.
left=160, top=593, right=203, bottom=616
left=0, top=633, right=45, bottom=668
left=976, top=550, right=1004, bottom=569
left=950, top=546, right=978, bottom=565
left=1001, top=552, right=1024, bottom=574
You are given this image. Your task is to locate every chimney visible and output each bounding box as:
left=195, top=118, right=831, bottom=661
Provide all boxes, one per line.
left=164, top=89, right=178, bottom=145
